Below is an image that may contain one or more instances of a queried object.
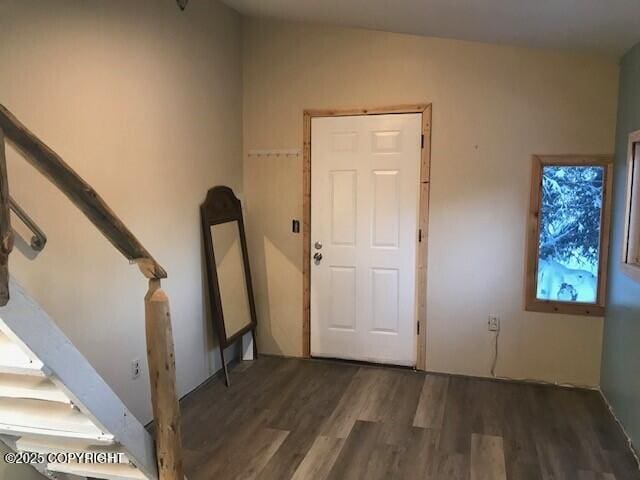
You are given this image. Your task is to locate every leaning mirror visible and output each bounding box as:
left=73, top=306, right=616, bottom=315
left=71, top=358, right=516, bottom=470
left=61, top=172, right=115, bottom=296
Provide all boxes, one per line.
left=201, top=186, right=257, bottom=386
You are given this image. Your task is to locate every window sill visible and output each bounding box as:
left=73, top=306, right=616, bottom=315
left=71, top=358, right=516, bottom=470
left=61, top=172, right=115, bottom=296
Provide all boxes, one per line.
left=620, top=262, right=640, bottom=283
left=525, top=300, right=604, bottom=317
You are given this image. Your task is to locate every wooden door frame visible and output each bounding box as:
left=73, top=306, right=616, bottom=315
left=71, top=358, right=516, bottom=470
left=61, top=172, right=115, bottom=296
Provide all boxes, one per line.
left=302, top=104, right=432, bottom=370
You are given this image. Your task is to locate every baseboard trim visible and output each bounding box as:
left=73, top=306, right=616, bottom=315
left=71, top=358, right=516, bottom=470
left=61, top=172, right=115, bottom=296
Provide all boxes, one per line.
left=179, top=357, right=241, bottom=404
left=599, top=388, right=640, bottom=471
left=429, top=369, right=598, bottom=391
left=266, top=353, right=598, bottom=391
left=145, top=356, right=242, bottom=431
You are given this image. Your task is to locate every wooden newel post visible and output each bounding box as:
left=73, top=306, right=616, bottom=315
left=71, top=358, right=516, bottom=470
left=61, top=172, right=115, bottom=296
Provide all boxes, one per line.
left=0, top=127, right=13, bottom=306
left=145, top=279, right=184, bottom=480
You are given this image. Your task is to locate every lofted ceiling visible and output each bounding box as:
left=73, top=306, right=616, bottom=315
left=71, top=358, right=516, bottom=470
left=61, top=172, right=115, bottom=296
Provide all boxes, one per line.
left=221, top=0, right=640, bottom=56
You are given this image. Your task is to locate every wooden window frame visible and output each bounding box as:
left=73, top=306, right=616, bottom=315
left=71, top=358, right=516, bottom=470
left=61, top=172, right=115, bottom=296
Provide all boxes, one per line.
left=525, top=155, right=613, bottom=317
left=621, top=130, right=640, bottom=282
left=302, top=104, right=432, bottom=370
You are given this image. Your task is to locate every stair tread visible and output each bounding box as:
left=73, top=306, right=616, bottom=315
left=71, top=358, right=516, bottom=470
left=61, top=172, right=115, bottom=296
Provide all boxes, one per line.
left=0, top=373, right=70, bottom=403
left=48, top=462, right=147, bottom=480
left=15, top=435, right=125, bottom=454
left=0, top=398, right=113, bottom=442
left=0, top=331, right=44, bottom=375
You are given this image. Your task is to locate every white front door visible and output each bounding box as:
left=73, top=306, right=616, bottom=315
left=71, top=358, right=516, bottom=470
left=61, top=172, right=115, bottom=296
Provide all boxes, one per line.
left=310, top=113, right=422, bottom=366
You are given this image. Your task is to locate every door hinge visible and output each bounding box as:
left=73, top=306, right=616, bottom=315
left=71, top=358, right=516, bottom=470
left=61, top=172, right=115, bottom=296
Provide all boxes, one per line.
left=417, top=321, right=420, bottom=335
left=421, top=134, right=425, bottom=149
left=418, top=229, right=422, bottom=242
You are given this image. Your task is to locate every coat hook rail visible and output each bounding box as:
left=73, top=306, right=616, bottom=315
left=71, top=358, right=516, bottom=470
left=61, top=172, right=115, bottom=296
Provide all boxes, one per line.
left=247, top=149, right=301, bottom=157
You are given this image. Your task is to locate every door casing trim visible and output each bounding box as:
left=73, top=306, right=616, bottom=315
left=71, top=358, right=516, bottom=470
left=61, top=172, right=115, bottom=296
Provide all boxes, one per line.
left=303, top=104, right=432, bottom=370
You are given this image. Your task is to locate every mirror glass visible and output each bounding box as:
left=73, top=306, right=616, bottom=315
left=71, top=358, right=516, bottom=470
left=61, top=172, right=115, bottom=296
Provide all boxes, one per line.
left=210, top=222, right=252, bottom=338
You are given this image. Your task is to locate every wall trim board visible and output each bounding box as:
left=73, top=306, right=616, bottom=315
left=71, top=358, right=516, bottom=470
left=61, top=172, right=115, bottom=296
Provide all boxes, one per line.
left=621, top=129, right=640, bottom=281
left=302, top=104, right=432, bottom=371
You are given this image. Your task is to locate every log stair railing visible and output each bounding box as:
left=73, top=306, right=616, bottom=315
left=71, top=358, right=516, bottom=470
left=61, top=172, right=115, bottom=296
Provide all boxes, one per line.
left=0, top=103, right=184, bottom=480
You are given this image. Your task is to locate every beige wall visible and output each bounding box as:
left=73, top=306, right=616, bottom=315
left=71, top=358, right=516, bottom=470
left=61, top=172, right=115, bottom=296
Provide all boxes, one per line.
left=0, top=0, right=242, bottom=424
left=242, top=19, right=619, bottom=386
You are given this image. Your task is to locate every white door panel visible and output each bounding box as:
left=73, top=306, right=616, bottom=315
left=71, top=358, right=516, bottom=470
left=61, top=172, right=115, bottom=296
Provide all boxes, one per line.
left=310, top=113, right=421, bottom=366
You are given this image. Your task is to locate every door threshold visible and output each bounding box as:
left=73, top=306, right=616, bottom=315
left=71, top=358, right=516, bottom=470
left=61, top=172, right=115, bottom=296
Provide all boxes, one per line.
left=308, top=355, right=417, bottom=371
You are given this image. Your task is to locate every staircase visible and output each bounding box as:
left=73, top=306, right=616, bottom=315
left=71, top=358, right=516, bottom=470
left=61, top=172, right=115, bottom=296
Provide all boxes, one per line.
left=0, top=278, right=156, bottom=480
left=0, top=104, right=185, bottom=480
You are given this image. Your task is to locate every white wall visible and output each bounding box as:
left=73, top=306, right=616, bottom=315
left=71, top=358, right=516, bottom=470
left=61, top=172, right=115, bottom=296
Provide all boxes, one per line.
left=242, top=18, right=619, bottom=386
left=0, top=0, right=243, bottom=423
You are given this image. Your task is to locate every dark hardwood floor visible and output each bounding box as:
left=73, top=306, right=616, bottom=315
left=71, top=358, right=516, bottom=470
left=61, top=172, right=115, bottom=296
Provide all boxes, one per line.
left=179, top=356, right=639, bottom=480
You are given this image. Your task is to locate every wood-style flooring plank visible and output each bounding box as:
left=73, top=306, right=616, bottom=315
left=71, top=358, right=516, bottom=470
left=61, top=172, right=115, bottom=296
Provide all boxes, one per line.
left=581, top=390, right=630, bottom=453
left=467, top=378, right=504, bottom=436
left=438, top=376, right=474, bottom=454
left=180, top=357, right=296, bottom=451
left=501, top=383, right=544, bottom=480
left=233, top=360, right=254, bottom=373
left=396, top=427, right=440, bottom=478
left=535, top=427, right=581, bottom=480
left=470, top=433, right=507, bottom=480
left=326, top=420, right=402, bottom=480
left=321, top=368, right=385, bottom=438
left=356, top=369, right=398, bottom=422
left=413, top=373, right=449, bottom=429
left=605, top=449, right=640, bottom=480
left=268, top=360, right=356, bottom=431
left=190, top=427, right=289, bottom=480
left=386, top=371, right=425, bottom=425
left=290, top=436, right=345, bottom=480
left=577, top=471, right=616, bottom=480
left=427, top=452, right=470, bottom=480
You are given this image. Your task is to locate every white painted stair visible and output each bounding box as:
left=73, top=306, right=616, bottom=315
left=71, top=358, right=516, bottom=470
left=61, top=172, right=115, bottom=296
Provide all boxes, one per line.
left=0, top=278, right=158, bottom=480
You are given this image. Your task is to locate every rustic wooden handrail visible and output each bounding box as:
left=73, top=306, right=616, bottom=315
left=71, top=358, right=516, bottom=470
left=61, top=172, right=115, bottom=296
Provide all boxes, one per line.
left=0, top=126, right=13, bottom=306
left=0, top=104, right=184, bottom=480
left=0, top=104, right=166, bottom=282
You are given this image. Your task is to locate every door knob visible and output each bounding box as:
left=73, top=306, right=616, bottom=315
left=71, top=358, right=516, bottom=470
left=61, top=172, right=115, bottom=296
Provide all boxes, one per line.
left=313, top=252, right=323, bottom=264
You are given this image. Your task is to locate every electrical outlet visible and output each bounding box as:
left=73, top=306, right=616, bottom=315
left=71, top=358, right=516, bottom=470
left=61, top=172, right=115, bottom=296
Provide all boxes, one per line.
left=131, top=358, right=141, bottom=380
left=488, top=315, right=500, bottom=332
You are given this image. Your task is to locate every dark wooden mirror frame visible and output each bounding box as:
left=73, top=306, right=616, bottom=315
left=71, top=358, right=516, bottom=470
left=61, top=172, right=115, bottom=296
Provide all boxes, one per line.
left=201, top=186, right=258, bottom=386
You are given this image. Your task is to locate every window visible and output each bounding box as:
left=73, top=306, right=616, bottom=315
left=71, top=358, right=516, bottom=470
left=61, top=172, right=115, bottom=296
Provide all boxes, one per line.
left=622, top=130, right=640, bottom=281
left=525, top=155, right=613, bottom=316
